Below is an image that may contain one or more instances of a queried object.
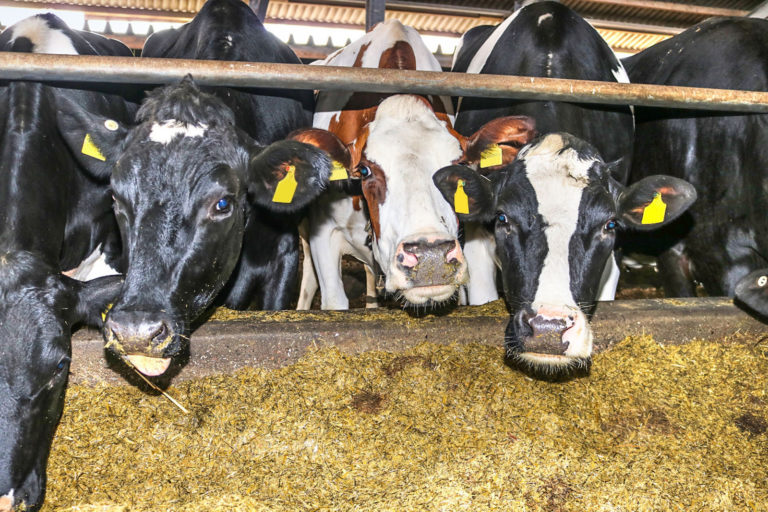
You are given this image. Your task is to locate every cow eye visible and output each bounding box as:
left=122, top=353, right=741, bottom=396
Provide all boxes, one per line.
left=604, top=219, right=617, bottom=231
left=55, top=357, right=70, bottom=373
left=212, top=197, right=232, bottom=216
left=359, top=165, right=372, bottom=179
left=497, top=212, right=508, bottom=224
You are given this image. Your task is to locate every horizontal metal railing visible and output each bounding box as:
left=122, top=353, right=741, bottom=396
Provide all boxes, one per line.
left=1, top=51, right=768, bottom=113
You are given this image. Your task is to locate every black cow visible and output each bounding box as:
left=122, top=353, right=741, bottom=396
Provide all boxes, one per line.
left=450, top=1, right=635, bottom=307
left=0, top=15, right=133, bottom=512
left=624, top=17, right=768, bottom=299
left=434, top=133, right=695, bottom=377
left=63, top=0, right=337, bottom=377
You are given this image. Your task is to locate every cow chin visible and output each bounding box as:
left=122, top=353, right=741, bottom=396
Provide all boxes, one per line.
left=400, top=284, right=459, bottom=306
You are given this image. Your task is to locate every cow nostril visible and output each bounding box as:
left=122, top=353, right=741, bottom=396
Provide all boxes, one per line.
left=150, top=322, right=170, bottom=344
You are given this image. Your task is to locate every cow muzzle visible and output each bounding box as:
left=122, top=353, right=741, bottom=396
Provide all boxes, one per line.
left=103, top=311, right=180, bottom=377
left=391, top=237, right=468, bottom=305
left=506, top=305, right=593, bottom=375
left=0, top=490, right=14, bottom=512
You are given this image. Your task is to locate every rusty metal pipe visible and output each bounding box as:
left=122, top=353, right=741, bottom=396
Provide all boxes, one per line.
left=2, top=52, right=768, bottom=113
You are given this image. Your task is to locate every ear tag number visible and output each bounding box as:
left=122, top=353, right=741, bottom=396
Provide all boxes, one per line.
left=82, top=134, right=106, bottom=162
left=480, top=144, right=502, bottom=168
left=272, top=164, right=298, bottom=203
left=329, top=160, right=348, bottom=181
left=454, top=180, right=469, bottom=214
left=101, top=303, right=113, bottom=322
left=641, top=192, right=667, bottom=225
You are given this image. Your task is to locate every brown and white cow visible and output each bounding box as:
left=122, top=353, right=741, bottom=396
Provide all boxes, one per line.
left=298, top=19, right=534, bottom=309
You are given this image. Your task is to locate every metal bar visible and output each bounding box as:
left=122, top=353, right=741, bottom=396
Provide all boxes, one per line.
left=2, top=52, right=768, bottom=113
left=70, top=297, right=768, bottom=385
left=365, top=0, right=386, bottom=32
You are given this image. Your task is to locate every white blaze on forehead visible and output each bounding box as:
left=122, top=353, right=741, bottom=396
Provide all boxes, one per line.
left=363, top=95, right=463, bottom=279
left=521, top=134, right=594, bottom=309
left=9, top=16, right=78, bottom=55
left=149, top=120, right=208, bottom=145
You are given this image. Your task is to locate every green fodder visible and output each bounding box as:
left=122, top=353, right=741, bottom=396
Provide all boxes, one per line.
left=44, top=335, right=768, bottom=511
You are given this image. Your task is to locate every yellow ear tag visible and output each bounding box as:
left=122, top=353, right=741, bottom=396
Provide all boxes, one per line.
left=329, top=160, right=348, bottom=181
left=101, top=303, right=113, bottom=322
left=480, top=144, right=502, bottom=168
left=641, top=192, right=667, bottom=225
left=272, top=164, right=298, bottom=203
left=454, top=179, right=470, bottom=215
left=81, top=133, right=106, bottom=162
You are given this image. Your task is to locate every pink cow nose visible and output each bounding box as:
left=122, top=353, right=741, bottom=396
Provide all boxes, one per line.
left=395, top=238, right=465, bottom=286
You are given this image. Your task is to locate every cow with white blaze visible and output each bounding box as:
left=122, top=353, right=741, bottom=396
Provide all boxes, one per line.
left=624, top=17, right=768, bottom=303
left=0, top=14, right=133, bottom=512
left=435, top=133, right=696, bottom=376
left=299, top=20, right=535, bottom=309
left=450, top=1, right=635, bottom=305
left=62, top=0, right=340, bottom=377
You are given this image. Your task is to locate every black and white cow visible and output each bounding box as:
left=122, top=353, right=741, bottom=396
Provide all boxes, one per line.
left=624, top=17, right=768, bottom=299
left=451, top=1, right=635, bottom=305
left=63, top=0, right=336, bottom=377
left=0, top=15, right=133, bottom=512
left=434, top=133, right=695, bottom=376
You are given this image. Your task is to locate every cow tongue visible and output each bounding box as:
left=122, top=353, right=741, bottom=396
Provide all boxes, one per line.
left=126, top=355, right=172, bottom=376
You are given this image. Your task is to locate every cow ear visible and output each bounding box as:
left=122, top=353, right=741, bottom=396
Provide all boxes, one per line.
left=285, top=127, right=358, bottom=193
left=66, top=274, right=124, bottom=327
left=463, top=116, right=536, bottom=171
left=55, top=95, right=128, bottom=179
left=735, top=269, right=768, bottom=318
left=248, top=140, right=332, bottom=212
left=433, top=165, right=495, bottom=222
left=617, top=175, right=697, bottom=231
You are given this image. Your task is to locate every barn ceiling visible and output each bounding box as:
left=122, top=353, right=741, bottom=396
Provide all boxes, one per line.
left=0, top=0, right=764, bottom=57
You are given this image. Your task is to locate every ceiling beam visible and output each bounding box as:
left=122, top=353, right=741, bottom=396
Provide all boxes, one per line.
left=577, top=0, right=749, bottom=17
left=749, top=0, right=768, bottom=18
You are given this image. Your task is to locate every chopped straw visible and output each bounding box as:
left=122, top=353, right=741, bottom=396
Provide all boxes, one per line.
left=121, top=356, right=190, bottom=415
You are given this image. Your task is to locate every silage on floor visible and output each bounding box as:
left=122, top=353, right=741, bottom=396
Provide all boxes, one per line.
left=44, top=335, right=768, bottom=511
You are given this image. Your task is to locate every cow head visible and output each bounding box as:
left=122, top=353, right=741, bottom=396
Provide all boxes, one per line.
left=56, top=78, right=334, bottom=376
left=735, top=269, right=768, bottom=318
left=338, top=94, right=535, bottom=306
left=0, top=251, right=121, bottom=512
left=435, top=133, right=696, bottom=378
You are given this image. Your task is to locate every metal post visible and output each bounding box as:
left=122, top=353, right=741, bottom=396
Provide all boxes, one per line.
left=249, top=0, right=269, bottom=22
left=365, top=0, right=386, bottom=32
left=2, top=52, right=768, bottom=113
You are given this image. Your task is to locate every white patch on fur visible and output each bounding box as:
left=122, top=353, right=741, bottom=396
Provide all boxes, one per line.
left=596, top=253, right=620, bottom=301
left=148, top=120, right=208, bottom=145
left=364, top=95, right=465, bottom=297
left=64, top=244, right=120, bottom=281
left=464, top=223, right=499, bottom=305
left=314, top=19, right=453, bottom=131
left=521, top=134, right=594, bottom=356
left=463, top=10, right=523, bottom=75
left=538, top=13, right=553, bottom=25
left=8, top=16, right=78, bottom=55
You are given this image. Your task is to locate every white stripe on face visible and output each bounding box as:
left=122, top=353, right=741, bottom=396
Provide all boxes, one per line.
left=520, top=134, right=594, bottom=310
left=148, top=120, right=208, bottom=145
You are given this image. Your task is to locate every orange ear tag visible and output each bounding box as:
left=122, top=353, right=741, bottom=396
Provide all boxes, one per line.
left=641, top=192, right=666, bottom=224
left=272, top=165, right=298, bottom=203
left=454, top=180, right=469, bottom=214
left=329, top=160, right=348, bottom=181
left=82, top=134, right=106, bottom=161
left=480, top=144, right=502, bottom=168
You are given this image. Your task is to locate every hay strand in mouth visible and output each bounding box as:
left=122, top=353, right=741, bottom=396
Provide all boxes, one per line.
left=121, top=356, right=190, bottom=415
